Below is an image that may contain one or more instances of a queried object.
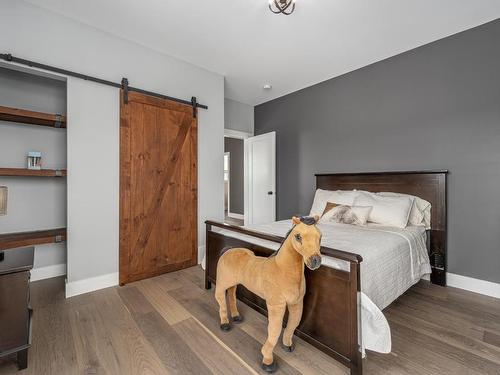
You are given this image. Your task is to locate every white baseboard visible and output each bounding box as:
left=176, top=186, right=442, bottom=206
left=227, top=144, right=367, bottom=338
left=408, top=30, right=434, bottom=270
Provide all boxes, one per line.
left=65, top=272, right=119, bottom=298
left=421, top=272, right=500, bottom=299
left=30, top=263, right=66, bottom=282
left=227, top=212, right=244, bottom=220
left=447, top=272, right=500, bottom=299
left=198, top=245, right=205, bottom=264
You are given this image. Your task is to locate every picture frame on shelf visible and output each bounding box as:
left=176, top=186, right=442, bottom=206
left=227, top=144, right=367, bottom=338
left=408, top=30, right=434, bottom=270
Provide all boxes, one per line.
left=27, top=151, right=42, bottom=170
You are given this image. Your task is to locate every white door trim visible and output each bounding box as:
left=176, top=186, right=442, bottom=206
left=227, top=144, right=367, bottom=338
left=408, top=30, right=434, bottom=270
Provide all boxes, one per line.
left=224, top=151, right=230, bottom=215
left=224, top=130, right=252, bottom=224
left=224, top=129, right=253, bottom=139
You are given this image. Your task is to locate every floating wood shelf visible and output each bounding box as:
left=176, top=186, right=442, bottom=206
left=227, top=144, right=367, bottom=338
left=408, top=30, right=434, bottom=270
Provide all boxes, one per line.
left=0, top=105, right=66, bottom=128
left=0, top=228, right=66, bottom=250
left=0, top=168, right=66, bottom=177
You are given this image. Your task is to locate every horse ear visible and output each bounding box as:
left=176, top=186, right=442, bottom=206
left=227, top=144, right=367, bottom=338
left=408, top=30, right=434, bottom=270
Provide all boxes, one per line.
left=292, top=216, right=301, bottom=225
left=314, top=215, right=320, bottom=223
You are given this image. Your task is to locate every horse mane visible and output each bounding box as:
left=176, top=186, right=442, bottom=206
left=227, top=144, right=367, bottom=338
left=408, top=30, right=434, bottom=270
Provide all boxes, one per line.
left=269, top=216, right=316, bottom=258
left=299, top=216, right=317, bottom=225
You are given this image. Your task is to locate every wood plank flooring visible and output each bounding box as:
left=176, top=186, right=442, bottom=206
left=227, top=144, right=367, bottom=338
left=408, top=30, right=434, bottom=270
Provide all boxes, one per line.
left=1, top=266, right=499, bottom=374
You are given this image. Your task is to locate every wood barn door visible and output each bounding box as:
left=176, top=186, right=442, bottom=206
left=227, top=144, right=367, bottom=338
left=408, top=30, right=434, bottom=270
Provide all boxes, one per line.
left=120, top=91, right=197, bottom=284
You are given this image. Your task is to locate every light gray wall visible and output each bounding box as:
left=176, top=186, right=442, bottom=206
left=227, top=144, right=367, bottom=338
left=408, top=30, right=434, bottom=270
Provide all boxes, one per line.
left=224, top=137, right=244, bottom=214
left=255, top=19, right=500, bottom=284
left=0, top=67, right=67, bottom=272
left=66, top=78, right=119, bottom=287
left=225, top=98, right=254, bottom=134
left=1, top=0, right=224, bottom=293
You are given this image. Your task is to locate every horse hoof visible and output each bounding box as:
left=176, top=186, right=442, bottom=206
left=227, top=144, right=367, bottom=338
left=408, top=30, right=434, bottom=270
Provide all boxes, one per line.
left=220, top=323, right=232, bottom=331
left=282, top=343, right=295, bottom=352
left=261, top=361, right=277, bottom=373
left=232, top=315, right=243, bottom=324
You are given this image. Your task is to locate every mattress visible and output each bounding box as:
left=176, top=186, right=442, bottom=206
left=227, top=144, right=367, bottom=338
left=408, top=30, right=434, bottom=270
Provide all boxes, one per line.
left=207, top=220, right=432, bottom=354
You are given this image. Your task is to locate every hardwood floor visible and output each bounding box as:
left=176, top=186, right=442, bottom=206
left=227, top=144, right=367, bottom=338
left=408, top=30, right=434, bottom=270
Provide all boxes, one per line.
left=1, top=266, right=499, bottom=374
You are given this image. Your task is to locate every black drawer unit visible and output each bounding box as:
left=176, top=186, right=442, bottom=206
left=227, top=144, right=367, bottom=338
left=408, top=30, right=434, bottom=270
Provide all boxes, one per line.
left=0, top=246, right=34, bottom=370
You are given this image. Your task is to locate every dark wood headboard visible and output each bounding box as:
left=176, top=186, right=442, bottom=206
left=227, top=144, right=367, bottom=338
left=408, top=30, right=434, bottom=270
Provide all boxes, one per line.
left=315, top=170, right=449, bottom=285
left=315, top=170, right=448, bottom=230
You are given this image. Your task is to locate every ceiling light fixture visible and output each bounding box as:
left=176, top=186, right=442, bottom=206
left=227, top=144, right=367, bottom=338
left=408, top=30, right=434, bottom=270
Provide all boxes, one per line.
left=269, top=0, right=296, bottom=15
left=263, top=84, right=272, bottom=90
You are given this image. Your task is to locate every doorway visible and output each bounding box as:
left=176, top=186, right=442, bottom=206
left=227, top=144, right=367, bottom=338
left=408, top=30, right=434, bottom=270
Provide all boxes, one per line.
left=222, top=129, right=276, bottom=226
left=224, top=138, right=244, bottom=226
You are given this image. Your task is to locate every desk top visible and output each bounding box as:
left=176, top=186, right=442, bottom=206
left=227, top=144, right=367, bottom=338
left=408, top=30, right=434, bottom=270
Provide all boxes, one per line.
left=0, top=247, right=34, bottom=275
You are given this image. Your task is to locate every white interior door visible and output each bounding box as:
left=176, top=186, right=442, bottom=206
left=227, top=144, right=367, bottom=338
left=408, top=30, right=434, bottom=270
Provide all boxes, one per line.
left=244, top=132, right=276, bottom=225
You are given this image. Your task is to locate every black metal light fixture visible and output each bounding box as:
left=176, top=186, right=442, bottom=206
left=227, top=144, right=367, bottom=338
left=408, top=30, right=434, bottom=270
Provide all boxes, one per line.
left=269, top=0, right=296, bottom=15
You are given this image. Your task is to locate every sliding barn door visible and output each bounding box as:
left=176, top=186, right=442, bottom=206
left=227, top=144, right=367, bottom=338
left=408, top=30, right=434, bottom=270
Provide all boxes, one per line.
left=120, top=91, right=197, bottom=284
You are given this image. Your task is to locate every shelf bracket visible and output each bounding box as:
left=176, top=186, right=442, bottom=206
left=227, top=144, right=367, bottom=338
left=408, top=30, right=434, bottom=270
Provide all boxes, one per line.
left=54, top=114, right=63, bottom=128
left=121, top=77, right=129, bottom=104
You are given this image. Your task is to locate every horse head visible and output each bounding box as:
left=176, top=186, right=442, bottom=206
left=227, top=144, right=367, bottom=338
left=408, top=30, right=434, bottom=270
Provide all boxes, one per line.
left=290, top=216, right=322, bottom=270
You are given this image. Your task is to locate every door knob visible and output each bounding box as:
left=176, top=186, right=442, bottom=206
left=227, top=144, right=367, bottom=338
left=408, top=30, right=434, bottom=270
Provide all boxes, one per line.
left=267, top=191, right=273, bottom=195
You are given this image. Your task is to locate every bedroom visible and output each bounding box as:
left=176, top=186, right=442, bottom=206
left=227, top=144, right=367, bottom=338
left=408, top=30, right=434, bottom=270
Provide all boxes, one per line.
left=0, top=1, right=499, bottom=374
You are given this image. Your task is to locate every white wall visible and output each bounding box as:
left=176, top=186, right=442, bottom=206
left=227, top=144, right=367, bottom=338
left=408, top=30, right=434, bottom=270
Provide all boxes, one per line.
left=225, top=98, right=254, bottom=134
left=0, top=0, right=224, bottom=296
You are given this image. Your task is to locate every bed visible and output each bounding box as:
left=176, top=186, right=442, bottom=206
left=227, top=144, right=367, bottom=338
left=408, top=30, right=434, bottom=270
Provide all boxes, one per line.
left=204, top=171, right=448, bottom=375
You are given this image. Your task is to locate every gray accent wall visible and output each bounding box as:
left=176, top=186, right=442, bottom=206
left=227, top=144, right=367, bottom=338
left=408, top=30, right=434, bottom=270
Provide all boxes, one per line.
left=0, top=67, right=67, bottom=272
left=255, top=19, right=500, bottom=283
left=224, top=137, right=244, bottom=214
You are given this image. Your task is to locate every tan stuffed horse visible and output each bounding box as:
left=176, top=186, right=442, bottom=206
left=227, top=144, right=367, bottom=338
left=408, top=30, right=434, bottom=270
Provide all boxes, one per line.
left=215, top=216, right=322, bottom=372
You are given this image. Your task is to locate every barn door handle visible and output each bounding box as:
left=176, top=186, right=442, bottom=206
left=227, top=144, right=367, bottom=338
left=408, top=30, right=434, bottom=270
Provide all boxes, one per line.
left=267, top=191, right=273, bottom=195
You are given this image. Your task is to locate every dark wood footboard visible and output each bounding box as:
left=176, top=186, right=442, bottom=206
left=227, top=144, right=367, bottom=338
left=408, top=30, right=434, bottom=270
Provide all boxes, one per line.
left=205, top=220, right=364, bottom=375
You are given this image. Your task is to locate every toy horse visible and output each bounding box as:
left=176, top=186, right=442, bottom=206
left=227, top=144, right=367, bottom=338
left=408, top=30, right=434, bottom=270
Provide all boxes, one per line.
left=215, top=216, right=322, bottom=373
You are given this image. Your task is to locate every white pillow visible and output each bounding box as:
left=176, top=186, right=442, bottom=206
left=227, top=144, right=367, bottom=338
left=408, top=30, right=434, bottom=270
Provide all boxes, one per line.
left=309, top=189, right=358, bottom=217
left=309, top=189, right=333, bottom=217
left=353, top=192, right=414, bottom=228
left=329, top=190, right=358, bottom=205
left=320, top=204, right=372, bottom=226
left=377, top=192, right=431, bottom=228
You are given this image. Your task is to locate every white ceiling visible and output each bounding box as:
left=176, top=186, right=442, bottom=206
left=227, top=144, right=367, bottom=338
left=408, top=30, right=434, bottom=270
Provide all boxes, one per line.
left=25, top=0, right=500, bottom=105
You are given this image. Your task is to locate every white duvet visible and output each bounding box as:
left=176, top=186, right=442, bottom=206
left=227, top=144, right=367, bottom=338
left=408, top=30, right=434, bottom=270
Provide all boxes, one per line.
left=209, top=220, right=431, bottom=355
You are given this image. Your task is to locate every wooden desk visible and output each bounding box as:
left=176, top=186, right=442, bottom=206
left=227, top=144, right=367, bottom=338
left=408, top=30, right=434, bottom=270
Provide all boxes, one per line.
left=0, top=246, right=34, bottom=369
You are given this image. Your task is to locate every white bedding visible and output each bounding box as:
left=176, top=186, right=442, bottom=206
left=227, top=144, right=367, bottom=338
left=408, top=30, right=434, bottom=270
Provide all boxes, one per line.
left=209, top=220, right=431, bottom=354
